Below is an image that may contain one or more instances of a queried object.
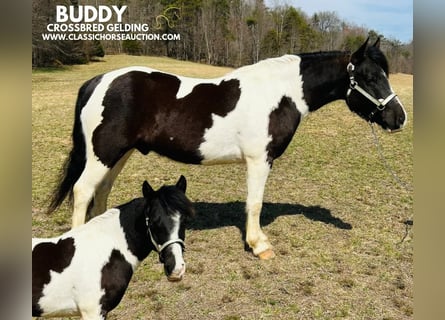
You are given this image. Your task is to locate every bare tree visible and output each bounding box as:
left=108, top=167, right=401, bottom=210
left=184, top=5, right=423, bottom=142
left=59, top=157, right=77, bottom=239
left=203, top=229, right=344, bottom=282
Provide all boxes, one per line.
left=311, top=11, right=342, bottom=50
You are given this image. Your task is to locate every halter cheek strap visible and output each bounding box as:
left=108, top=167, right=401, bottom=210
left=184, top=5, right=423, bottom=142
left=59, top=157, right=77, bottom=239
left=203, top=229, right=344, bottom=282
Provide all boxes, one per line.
left=346, top=62, right=397, bottom=119
left=145, top=217, right=185, bottom=253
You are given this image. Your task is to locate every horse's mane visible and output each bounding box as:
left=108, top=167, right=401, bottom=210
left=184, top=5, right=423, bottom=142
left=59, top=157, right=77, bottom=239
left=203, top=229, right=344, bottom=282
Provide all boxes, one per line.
left=297, top=47, right=389, bottom=74
left=157, top=186, right=195, bottom=218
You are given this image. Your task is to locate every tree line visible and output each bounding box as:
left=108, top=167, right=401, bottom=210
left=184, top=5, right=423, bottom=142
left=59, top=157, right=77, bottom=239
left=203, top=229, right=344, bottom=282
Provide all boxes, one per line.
left=32, top=0, right=413, bottom=74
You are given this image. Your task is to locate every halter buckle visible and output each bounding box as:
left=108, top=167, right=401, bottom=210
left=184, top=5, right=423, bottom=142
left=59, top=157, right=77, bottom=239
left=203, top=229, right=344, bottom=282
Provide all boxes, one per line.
left=347, top=62, right=355, bottom=74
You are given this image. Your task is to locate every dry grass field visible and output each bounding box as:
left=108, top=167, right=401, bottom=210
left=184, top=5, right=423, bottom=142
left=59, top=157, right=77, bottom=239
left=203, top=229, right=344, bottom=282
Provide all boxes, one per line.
left=32, top=55, right=413, bottom=319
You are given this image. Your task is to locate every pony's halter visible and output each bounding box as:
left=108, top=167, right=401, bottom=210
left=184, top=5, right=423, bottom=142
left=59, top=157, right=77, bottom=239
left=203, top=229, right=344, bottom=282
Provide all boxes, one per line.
left=346, top=62, right=397, bottom=121
left=145, top=216, right=185, bottom=253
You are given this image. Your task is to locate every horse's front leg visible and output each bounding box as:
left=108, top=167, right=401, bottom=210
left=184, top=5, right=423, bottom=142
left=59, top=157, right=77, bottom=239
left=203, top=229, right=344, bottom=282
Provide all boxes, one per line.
left=245, top=156, right=275, bottom=259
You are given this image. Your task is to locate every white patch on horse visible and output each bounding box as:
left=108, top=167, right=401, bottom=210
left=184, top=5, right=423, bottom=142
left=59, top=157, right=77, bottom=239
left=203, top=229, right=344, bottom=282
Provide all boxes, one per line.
left=199, top=55, right=308, bottom=163
left=175, top=77, right=216, bottom=99
left=386, top=76, right=407, bottom=128
left=396, top=95, right=408, bottom=128
left=168, top=212, right=185, bottom=277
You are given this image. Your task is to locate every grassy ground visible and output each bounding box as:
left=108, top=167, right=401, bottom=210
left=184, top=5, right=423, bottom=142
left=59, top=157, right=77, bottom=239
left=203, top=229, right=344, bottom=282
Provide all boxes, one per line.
left=32, top=55, right=413, bottom=319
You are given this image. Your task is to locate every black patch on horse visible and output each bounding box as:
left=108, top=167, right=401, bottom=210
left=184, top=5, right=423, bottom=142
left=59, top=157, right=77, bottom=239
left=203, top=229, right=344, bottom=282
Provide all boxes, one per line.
left=299, top=52, right=350, bottom=111
left=99, top=249, right=133, bottom=316
left=32, top=237, right=76, bottom=316
left=266, top=96, right=301, bottom=164
left=93, top=71, right=241, bottom=167
left=117, top=198, right=152, bottom=261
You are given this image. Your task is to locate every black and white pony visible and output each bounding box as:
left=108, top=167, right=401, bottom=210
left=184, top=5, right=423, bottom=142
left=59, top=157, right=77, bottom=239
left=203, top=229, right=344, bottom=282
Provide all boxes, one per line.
left=33, top=176, right=194, bottom=319
left=47, top=38, right=406, bottom=259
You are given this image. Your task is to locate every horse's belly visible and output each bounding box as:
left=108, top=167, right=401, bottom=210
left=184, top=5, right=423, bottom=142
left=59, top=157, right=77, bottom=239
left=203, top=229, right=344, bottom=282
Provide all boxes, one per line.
left=199, top=139, right=244, bottom=165
left=201, top=156, right=244, bottom=165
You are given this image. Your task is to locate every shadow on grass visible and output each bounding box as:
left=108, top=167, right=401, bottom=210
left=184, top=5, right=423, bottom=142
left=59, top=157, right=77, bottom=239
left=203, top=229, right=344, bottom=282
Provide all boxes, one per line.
left=188, top=201, right=352, bottom=232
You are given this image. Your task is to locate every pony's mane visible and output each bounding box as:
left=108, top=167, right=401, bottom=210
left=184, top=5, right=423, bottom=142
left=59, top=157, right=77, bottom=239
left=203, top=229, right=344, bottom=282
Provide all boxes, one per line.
left=366, top=46, right=389, bottom=75
left=157, top=186, right=195, bottom=218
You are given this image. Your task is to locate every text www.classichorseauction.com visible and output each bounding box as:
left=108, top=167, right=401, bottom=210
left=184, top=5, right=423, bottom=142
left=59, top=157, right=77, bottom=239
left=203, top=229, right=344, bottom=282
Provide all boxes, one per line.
left=41, top=5, right=181, bottom=42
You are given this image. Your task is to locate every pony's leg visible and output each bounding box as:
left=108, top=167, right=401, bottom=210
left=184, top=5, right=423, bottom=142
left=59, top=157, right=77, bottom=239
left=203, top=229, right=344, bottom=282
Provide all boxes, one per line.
left=72, top=158, right=110, bottom=227
left=245, top=156, right=275, bottom=259
left=89, top=150, right=133, bottom=218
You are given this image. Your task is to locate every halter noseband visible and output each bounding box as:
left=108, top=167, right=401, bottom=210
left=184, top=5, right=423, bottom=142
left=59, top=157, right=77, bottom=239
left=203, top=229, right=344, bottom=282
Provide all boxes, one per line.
left=145, top=216, right=185, bottom=254
left=346, top=62, right=397, bottom=121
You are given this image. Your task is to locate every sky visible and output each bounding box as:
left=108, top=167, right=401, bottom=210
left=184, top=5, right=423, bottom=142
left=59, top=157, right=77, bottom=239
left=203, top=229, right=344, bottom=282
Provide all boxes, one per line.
left=267, top=0, right=413, bottom=43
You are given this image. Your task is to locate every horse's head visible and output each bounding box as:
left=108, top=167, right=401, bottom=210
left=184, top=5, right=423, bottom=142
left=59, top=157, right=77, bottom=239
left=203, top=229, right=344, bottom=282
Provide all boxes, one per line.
left=345, top=37, right=407, bottom=132
left=142, top=175, right=194, bottom=281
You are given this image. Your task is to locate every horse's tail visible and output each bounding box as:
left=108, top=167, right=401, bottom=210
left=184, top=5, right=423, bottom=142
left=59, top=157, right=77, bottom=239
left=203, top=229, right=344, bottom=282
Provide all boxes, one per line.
left=47, top=76, right=100, bottom=214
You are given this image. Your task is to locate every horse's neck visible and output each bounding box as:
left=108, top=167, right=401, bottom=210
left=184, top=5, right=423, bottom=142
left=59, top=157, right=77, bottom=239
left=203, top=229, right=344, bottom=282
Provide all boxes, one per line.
left=299, top=52, right=350, bottom=111
left=117, top=199, right=152, bottom=261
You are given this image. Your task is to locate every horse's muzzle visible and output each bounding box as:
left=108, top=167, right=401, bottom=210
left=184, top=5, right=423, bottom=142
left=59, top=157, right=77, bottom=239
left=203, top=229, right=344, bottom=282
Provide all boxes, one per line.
left=167, top=264, right=186, bottom=282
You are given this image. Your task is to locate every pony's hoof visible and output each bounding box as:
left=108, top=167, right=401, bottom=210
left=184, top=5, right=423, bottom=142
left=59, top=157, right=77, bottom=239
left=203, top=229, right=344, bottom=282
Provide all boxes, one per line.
left=257, top=249, right=275, bottom=260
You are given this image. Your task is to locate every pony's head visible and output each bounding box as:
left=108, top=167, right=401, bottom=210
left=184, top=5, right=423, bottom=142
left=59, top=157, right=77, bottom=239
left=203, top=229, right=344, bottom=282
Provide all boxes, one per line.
left=142, top=175, right=194, bottom=281
left=345, top=38, right=407, bottom=132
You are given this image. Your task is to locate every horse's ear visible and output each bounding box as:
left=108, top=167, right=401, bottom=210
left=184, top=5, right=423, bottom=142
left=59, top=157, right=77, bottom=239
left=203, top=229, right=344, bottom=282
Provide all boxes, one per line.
left=351, top=37, right=369, bottom=64
left=373, top=37, right=381, bottom=49
left=176, top=175, right=187, bottom=193
left=142, top=180, right=155, bottom=198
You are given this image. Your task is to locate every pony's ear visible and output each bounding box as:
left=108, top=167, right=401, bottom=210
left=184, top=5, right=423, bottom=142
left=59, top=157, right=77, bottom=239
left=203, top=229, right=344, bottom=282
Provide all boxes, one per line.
left=142, top=180, right=155, bottom=198
left=351, top=37, right=369, bottom=65
left=176, top=175, right=187, bottom=193
left=373, top=37, right=381, bottom=49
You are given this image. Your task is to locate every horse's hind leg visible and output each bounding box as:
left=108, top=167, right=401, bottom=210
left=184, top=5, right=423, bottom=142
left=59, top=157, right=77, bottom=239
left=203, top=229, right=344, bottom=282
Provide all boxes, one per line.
left=245, top=156, right=275, bottom=259
left=72, top=158, right=110, bottom=227
left=90, top=150, right=134, bottom=218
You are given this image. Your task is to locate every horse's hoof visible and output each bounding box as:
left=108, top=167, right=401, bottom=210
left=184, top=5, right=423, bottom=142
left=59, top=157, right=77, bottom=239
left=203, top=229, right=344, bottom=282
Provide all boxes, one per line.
left=257, top=249, right=275, bottom=260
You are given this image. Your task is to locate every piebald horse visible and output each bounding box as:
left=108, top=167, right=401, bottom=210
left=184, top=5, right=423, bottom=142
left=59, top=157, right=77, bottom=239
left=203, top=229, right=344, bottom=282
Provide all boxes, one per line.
left=48, top=38, right=406, bottom=259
